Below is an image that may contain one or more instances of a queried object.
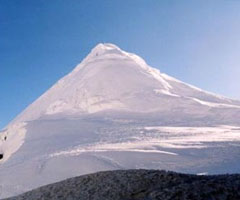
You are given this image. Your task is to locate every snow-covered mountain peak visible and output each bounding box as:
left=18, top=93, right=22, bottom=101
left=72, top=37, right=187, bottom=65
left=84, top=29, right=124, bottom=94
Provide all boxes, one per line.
left=1, top=43, right=240, bottom=195
left=83, top=43, right=124, bottom=62
left=93, top=43, right=121, bottom=51
left=75, top=43, right=148, bottom=72
left=89, top=43, right=122, bottom=57
left=7, top=43, right=240, bottom=126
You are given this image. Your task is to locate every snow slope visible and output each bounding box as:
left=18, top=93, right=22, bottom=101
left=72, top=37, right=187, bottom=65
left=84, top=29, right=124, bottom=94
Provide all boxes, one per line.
left=0, top=43, right=240, bottom=198
left=9, top=43, right=240, bottom=124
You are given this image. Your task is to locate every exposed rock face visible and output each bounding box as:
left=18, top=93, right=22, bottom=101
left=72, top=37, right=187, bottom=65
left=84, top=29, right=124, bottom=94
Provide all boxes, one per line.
left=6, top=170, right=240, bottom=200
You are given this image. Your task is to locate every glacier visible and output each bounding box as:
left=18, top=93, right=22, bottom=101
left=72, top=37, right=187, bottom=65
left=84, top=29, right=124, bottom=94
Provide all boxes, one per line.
left=0, top=43, right=240, bottom=198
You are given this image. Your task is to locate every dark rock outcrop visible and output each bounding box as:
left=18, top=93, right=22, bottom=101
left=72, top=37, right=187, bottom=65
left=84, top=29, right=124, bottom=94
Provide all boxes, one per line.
left=5, top=170, right=240, bottom=200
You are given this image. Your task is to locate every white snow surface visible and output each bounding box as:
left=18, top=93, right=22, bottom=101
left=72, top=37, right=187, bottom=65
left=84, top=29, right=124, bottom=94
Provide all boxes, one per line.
left=10, top=43, right=240, bottom=124
left=1, top=43, right=240, bottom=198
left=0, top=122, right=26, bottom=163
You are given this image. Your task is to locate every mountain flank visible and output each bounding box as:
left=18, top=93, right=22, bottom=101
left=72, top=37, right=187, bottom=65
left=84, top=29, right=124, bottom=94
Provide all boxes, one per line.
left=1, top=43, right=240, bottom=198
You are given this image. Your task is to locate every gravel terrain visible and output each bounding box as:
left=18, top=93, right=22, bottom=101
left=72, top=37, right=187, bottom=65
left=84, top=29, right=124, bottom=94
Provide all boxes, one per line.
left=5, top=169, right=240, bottom=200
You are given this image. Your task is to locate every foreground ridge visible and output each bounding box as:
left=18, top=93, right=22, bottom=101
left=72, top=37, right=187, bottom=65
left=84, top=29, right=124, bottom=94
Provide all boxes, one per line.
left=6, top=169, right=240, bottom=200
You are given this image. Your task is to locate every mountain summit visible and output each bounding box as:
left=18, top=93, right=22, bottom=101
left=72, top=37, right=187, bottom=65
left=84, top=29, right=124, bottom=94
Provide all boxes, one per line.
left=1, top=43, right=240, bottom=198
left=11, top=43, right=240, bottom=124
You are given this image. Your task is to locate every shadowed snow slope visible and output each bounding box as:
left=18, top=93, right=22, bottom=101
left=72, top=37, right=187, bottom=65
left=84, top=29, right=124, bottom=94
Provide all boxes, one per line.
left=1, top=43, right=240, bottom=198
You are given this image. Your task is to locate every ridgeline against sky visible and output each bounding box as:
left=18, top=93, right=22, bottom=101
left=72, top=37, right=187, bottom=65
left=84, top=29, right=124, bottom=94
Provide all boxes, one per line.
left=1, top=0, right=240, bottom=128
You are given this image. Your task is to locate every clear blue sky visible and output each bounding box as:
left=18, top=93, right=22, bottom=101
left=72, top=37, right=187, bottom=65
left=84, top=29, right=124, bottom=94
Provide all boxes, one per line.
left=1, top=0, right=240, bottom=129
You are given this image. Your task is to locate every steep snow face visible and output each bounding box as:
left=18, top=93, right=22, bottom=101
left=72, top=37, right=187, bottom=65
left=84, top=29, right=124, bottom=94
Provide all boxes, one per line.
left=10, top=43, right=240, bottom=125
